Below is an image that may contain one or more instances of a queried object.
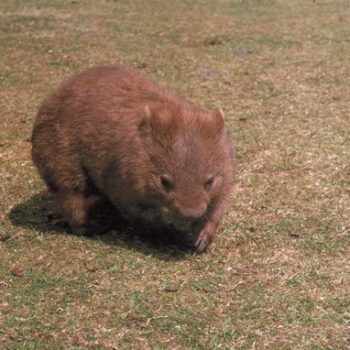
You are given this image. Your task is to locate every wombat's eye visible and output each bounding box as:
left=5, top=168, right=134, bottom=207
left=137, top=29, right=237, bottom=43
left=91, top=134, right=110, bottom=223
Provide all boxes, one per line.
left=160, top=175, right=174, bottom=192
left=204, top=176, right=215, bottom=191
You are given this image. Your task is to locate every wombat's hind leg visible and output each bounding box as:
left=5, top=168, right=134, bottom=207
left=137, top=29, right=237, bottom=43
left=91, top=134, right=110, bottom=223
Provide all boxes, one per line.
left=57, top=191, right=114, bottom=235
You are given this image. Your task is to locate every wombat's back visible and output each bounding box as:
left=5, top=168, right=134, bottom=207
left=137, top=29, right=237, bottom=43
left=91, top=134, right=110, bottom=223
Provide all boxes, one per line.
left=35, top=66, right=179, bottom=126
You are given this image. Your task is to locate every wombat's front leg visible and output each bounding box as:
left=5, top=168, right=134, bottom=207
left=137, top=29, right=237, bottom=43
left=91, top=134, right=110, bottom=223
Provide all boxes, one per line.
left=195, top=196, right=229, bottom=252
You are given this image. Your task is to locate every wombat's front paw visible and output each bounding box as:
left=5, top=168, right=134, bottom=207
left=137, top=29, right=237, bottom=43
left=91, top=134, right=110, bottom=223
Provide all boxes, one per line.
left=195, top=223, right=215, bottom=252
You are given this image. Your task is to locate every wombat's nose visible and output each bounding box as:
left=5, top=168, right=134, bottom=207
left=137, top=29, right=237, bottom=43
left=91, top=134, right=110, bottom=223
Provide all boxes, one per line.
left=179, top=205, right=207, bottom=220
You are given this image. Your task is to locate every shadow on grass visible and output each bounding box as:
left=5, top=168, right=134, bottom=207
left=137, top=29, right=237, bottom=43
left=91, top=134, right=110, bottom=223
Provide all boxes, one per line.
left=8, top=192, right=194, bottom=261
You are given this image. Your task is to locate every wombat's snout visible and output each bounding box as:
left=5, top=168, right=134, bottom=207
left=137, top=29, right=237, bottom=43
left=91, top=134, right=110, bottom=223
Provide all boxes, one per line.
left=177, top=204, right=207, bottom=221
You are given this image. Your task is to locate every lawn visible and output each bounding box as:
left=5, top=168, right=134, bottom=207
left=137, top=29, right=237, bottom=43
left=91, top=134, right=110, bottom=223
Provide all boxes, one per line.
left=0, top=1, right=349, bottom=349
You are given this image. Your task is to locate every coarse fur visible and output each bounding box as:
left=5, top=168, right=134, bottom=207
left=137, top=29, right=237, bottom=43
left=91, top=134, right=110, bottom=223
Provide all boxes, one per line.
left=31, top=66, right=234, bottom=251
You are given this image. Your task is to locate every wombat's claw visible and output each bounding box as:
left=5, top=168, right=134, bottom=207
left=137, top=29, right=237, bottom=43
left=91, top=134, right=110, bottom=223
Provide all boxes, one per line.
left=195, top=232, right=209, bottom=252
left=195, top=223, right=216, bottom=252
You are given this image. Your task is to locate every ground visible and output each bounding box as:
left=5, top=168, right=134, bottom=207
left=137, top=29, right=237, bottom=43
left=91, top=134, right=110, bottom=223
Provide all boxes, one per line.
left=0, top=1, right=349, bottom=349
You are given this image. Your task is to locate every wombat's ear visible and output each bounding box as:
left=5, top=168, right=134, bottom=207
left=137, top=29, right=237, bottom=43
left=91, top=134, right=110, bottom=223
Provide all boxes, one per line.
left=138, top=104, right=173, bottom=136
left=138, top=105, right=153, bottom=135
left=210, top=107, right=225, bottom=132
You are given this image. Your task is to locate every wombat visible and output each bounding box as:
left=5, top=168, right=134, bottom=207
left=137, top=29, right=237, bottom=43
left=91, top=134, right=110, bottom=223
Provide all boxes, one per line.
left=31, top=66, right=234, bottom=251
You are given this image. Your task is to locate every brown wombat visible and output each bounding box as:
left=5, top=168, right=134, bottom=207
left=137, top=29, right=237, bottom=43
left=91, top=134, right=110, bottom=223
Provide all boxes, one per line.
left=32, top=66, right=234, bottom=251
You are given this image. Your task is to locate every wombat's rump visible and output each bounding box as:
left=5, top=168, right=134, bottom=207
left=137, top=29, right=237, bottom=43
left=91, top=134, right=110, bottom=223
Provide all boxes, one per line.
left=32, top=66, right=234, bottom=251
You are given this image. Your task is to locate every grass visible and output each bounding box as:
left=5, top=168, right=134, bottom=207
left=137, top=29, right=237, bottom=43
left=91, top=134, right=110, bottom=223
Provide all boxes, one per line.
left=1, top=0, right=349, bottom=349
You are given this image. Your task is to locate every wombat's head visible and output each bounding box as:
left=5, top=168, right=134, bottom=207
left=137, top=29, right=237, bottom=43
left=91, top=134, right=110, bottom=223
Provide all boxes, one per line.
left=139, top=103, right=233, bottom=230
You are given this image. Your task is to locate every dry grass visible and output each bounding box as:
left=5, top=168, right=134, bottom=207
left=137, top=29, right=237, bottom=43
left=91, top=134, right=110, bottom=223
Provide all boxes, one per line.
left=1, top=1, right=349, bottom=349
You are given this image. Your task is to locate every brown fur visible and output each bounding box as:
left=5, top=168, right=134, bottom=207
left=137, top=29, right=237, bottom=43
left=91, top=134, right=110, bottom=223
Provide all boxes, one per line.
left=31, top=66, right=234, bottom=251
